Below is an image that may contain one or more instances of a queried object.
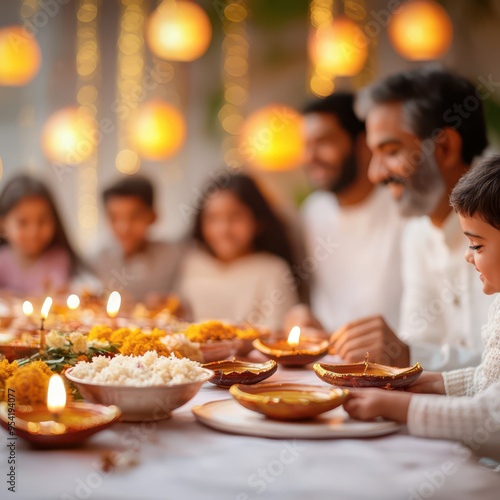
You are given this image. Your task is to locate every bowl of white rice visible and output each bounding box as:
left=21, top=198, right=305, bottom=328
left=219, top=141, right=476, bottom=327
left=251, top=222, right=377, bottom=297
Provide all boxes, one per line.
left=65, top=351, right=214, bottom=422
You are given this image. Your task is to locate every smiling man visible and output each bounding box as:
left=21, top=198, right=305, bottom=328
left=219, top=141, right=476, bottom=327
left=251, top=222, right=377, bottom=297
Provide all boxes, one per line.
left=285, top=93, right=404, bottom=334
left=332, top=67, right=495, bottom=370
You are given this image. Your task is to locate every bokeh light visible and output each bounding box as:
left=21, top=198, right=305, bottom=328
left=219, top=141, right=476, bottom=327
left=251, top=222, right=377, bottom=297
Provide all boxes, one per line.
left=129, top=100, right=186, bottom=160
left=146, top=0, right=212, bottom=62
left=308, top=17, right=368, bottom=77
left=240, top=105, right=304, bottom=171
left=0, top=25, right=41, bottom=86
left=388, top=0, right=453, bottom=61
left=41, top=107, right=97, bottom=165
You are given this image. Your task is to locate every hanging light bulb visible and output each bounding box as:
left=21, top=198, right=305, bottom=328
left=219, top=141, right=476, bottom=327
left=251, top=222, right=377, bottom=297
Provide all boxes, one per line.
left=388, top=0, right=453, bottom=61
left=129, top=100, right=186, bottom=160
left=240, top=105, right=304, bottom=171
left=41, top=107, right=96, bottom=165
left=146, top=0, right=212, bottom=62
left=308, top=17, right=368, bottom=78
left=0, top=25, right=41, bottom=86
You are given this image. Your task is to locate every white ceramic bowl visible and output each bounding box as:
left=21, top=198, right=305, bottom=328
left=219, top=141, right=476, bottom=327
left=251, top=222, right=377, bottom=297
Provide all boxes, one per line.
left=65, top=367, right=214, bottom=422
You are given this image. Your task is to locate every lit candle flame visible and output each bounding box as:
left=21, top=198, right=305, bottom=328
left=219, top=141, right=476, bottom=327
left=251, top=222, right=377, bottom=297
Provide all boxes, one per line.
left=106, top=291, right=121, bottom=319
left=287, top=326, right=301, bottom=347
left=41, top=297, right=53, bottom=320
left=47, top=374, right=66, bottom=415
left=67, top=294, right=80, bottom=310
left=22, top=300, right=34, bottom=317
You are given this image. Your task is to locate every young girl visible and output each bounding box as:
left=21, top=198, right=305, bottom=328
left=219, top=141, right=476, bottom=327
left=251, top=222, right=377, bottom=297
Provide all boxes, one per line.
left=0, top=174, right=84, bottom=296
left=343, top=155, right=500, bottom=459
left=179, top=172, right=299, bottom=330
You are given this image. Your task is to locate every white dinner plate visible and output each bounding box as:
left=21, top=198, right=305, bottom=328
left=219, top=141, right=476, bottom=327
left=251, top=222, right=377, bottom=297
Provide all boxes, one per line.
left=192, top=399, right=400, bottom=439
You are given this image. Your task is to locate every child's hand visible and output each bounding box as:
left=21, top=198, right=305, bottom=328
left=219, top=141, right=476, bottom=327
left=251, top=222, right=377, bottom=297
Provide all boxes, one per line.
left=343, top=389, right=412, bottom=423
left=406, top=371, right=445, bottom=395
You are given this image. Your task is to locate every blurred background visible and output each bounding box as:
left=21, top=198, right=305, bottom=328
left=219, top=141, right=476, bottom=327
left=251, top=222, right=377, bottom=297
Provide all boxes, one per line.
left=1, top=0, right=500, bottom=254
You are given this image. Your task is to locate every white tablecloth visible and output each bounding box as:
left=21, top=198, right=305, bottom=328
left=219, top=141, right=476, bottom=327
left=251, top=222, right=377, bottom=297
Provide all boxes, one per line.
left=3, top=358, right=500, bottom=500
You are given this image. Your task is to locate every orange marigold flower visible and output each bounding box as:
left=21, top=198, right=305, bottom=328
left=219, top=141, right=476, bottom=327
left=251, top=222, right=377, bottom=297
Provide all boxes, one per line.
left=0, top=359, right=18, bottom=390
left=5, top=363, right=51, bottom=405
left=184, top=321, right=237, bottom=343
left=88, top=325, right=114, bottom=342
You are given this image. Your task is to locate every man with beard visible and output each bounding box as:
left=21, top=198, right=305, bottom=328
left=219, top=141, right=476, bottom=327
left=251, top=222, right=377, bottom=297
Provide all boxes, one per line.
left=285, top=93, right=404, bottom=333
left=332, top=67, right=495, bottom=370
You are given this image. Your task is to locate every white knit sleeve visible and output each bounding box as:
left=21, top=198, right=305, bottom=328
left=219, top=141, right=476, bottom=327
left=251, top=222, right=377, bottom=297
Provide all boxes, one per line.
left=442, top=367, right=477, bottom=396
left=407, top=382, right=500, bottom=458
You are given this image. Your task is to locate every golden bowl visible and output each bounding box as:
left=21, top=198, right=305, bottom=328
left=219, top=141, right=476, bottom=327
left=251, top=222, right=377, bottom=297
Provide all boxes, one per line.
left=313, top=361, right=423, bottom=389
left=203, top=359, right=277, bottom=387
left=0, top=401, right=121, bottom=448
left=229, top=382, right=349, bottom=420
left=252, top=338, right=329, bottom=367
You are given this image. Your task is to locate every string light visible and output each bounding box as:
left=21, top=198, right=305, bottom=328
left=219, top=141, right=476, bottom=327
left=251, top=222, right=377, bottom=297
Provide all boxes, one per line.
left=220, top=0, right=249, bottom=168
left=308, top=0, right=335, bottom=97
left=115, top=0, right=146, bottom=174
left=76, top=0, right=100, bottom=248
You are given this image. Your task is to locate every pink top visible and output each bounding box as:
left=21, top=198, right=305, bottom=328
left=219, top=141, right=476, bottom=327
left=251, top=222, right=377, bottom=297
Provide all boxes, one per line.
left=0, top=246, right=71, bottom=296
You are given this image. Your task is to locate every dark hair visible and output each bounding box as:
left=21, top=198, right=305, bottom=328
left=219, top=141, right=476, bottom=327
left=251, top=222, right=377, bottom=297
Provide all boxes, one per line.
left=0, top=174, right=85, bottom=276
left=356, top=67, right=488, bottom=164
left=450, top=154, right=500, bottom=229
left=193, top=173, right=296, bottom=272
left=303, top=92, right=365, bottom=140
left=103, top=176, right=155, bottom=209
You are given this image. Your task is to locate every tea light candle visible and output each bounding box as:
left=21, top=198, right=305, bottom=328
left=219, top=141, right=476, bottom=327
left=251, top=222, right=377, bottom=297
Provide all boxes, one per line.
left=66, top=294, right=80, bottom=323
left=252, top=326, right=330, bottom=367
left=67, top=294, right=80, bottom=311
left=287, top=326, right=301, bottom=348
left=106, top=291, right=121, bottom=328
left=39, top=297, right=53, bottom=349
left=22, top=301, right=34, bottom=318
left=47, top=375, right=66, bottom=422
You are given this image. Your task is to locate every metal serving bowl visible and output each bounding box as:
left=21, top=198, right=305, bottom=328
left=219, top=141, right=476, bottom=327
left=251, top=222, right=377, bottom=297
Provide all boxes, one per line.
left=65, top=367, right=214, bottom=422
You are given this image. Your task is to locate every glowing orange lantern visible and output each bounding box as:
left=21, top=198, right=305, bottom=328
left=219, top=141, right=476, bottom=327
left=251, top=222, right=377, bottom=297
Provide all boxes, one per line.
left=146, top=0, right=212, bottom=62
left=308, top=17, right=368, bottom=77
left=0, top=25, right=41, bottom=86
left=42, top=107, right=97, bottom=165
left=388, top=0, right=453, bottom=61
left=129, top=100, right=186, bottom=160
left=240, top=105, right=304, bottom=171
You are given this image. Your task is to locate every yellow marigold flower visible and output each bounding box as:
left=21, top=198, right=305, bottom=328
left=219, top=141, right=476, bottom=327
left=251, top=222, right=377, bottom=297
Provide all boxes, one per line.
left=236, top=327, right=261, bottom=340
left=109, top=328, right=135, bottom=344
left=5, top=362, right=52, bottom=405
left=184, top=321, right=237, bottom=343
left=119, top=332, right=172, bottom=357
left=88, top=325, right=114, bottom=342
left=0, top=359, right=18, bottom=390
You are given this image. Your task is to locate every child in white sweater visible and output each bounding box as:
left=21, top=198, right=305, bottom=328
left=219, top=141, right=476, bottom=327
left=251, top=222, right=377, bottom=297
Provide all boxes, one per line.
left=343, top=155, right=500, bottom=458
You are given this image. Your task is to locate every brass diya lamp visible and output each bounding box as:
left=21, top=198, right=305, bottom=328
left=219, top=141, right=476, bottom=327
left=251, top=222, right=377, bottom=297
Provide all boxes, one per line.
left=0, top=374, right=121, bottom=448
left=252, top=326, right=329, bottom=367
left=314, top=352, right=423, bottom=389
left=203, top=359, right=278, bottom=387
